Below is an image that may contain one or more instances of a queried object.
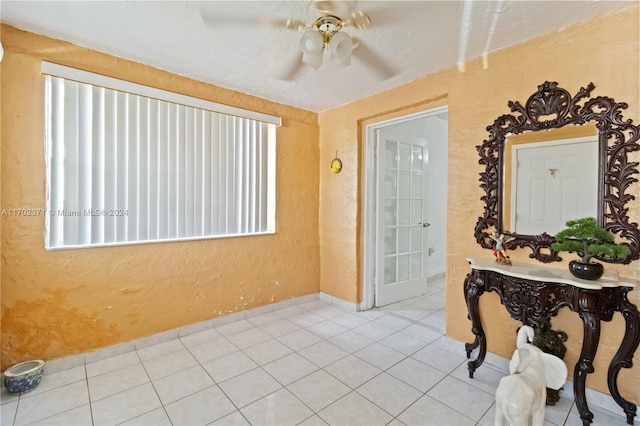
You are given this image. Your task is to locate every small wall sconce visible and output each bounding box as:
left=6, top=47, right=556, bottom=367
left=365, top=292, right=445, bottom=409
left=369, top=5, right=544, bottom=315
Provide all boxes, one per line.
left=330, top=151, right=342, bottom=174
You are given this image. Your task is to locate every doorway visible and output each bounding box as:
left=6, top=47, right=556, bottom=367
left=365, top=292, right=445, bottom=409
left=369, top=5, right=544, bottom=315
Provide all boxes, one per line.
left=362, top=106, right=448, bottom=311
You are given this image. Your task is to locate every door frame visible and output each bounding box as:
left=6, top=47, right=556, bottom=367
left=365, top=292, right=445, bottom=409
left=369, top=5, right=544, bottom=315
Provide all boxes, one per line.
left=361, top=105, right=448, bottom=311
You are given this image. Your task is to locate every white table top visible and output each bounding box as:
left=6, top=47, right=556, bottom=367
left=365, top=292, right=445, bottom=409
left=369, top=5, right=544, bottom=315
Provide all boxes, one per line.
left=467, top=257, right=638, bottom=290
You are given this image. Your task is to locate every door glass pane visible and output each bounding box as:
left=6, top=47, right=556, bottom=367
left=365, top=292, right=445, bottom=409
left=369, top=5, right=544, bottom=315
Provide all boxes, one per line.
left=412, top=145, right=424, bottom=171
left=398, top=227, right=410, bottom=253
left=385, top=170, right=397, bottom=197
left=385, top=199, right=397, bottom=226
left=398, top=171, right=410, bottom=198
left=412, top=172, right=422, bottom=198
left=385, top=141, right=398, bottom=170
left=384, top=256, right=396, bottom=285
left=385, top=227, right=397, bottom=256
left=410, top=253, right=422, bottom=279
left=398, top=254, right=410, bottom=282
left=411, top=200, right=422, bottom=224
left=399, top=143, right=411, bottom=170
left=398, top=199, right=410, bottom=226
left=411, top=226, right=422, bottom=251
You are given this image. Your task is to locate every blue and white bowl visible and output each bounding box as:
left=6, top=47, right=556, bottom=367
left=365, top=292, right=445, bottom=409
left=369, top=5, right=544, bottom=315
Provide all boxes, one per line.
left=3, top=360, right=45, bottom=395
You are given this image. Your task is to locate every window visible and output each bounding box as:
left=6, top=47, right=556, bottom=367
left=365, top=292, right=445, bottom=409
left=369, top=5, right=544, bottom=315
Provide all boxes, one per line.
left=43, top=62, right=280, bottom=249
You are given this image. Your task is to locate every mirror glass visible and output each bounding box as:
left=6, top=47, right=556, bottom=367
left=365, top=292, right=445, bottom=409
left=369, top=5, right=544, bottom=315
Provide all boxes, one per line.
left=502, top=124, right=598, bottom=236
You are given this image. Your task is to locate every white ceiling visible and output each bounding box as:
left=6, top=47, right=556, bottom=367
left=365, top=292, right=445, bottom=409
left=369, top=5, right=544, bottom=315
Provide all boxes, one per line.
left=1, top=1, right=634, bottom=112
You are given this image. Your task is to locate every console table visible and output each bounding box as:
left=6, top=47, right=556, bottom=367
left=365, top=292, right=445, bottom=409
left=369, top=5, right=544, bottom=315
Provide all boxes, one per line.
left=464, top=257, right=640, bottom=425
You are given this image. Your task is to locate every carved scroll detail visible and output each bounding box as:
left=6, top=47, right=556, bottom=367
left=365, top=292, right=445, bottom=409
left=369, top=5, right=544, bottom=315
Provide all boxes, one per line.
left=475, top=82, right=640, bottom=263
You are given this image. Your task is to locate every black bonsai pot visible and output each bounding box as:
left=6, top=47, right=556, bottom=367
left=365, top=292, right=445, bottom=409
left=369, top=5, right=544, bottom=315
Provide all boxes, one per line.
left=568, top=260, right=604, bottom=281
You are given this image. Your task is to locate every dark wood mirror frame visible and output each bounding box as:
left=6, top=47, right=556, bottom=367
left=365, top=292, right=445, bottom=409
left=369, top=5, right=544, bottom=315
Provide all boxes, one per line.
left=475, top=81, right=640, bottom=264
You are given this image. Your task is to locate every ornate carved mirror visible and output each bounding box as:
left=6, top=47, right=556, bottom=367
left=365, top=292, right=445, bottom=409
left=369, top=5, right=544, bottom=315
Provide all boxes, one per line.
left=475, top=81, right=640, bottom=263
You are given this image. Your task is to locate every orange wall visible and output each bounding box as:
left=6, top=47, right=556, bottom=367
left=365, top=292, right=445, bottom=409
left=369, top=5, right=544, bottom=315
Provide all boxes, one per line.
left=0, top=26, right=320, bottom=368
left=319, top=6, right=639, bottom=402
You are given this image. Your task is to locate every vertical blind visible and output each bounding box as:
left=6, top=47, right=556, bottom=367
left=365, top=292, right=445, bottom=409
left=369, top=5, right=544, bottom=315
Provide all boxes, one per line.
left=43, top=63, right=278, bottom=249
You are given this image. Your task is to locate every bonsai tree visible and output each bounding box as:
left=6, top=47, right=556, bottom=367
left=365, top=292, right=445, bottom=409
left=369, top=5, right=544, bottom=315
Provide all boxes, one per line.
left=551, top=217, right=630, bottom=263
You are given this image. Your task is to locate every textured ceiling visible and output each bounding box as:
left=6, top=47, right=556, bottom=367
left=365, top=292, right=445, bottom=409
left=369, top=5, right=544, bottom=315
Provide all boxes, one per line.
left=1, top=1, right=634, bottom=112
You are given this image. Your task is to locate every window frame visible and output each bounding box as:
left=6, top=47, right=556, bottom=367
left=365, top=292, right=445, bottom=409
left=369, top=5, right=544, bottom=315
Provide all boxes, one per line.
left=42, top=62, right=280, bottom=250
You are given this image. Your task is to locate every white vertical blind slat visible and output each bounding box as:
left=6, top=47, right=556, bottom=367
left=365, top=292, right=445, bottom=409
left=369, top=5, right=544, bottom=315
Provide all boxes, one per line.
left=248, top=120, right=257, bottom=233
left=256, top=122, right=264, bottom=232
left=138, top=97, right=149, bottom=241
left=91, top=86, right=106, bottom=244
left=220, top=114, right=228, bottom=234
left=194, top=109, right=204, bottom=236
left=148, top=99, right=159, bottom=241
left=237, top=118, right=245, bottom=233
left=116, top=92, right=129, bottom=242
left=242, top=119, right=249, bottom=233
left=158, top=101, right=169, bottom=240
left=104, top=89, right=118, bottom=243
left=167, top=103, right=178, bottom=239
left=227, top=117, right=236, bottom=233
left=63, top=81, right=79, bottom=246
left=78, top=83, right=93, bottom=245
left=210, top=113, right=220, bottom=235
left=127, top=95, right=139, bottom=242
left=48, top=77, right=65, bottom=246
left=177, top=106, right=186, bottom=237
left=184, top=107, right=194, bottom=237
left=202, top=111, right=212, bottom=236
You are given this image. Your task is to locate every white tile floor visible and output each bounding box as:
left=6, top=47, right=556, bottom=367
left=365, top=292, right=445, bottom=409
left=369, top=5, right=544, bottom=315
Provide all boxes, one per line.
left=0, top=277, right=635, bottom=425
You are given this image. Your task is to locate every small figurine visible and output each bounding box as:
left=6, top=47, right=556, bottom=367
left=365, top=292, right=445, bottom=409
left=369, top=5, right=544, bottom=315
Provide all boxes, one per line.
left=494, top=326, right=568, bottom=426
left=491, top=231, right=515, bottom=265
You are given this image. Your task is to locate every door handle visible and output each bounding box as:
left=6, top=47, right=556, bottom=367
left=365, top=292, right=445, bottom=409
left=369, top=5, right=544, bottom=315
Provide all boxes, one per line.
left=419, top=222, right=431, bottom=228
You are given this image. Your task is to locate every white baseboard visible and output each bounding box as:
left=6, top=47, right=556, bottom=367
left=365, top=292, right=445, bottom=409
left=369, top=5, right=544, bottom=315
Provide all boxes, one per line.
left=319, top=292, right=359, bottom=311
left=44, top=292, right=321, bottom=374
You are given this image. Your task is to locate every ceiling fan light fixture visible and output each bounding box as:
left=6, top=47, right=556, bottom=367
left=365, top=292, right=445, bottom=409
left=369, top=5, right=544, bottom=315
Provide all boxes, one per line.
left=329, top=31, right=353, bottom=58
left=300, top=30, right=324, bottom=56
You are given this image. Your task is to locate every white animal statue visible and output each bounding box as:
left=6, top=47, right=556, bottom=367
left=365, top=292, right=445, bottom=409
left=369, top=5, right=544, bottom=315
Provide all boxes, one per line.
left=494, top=326, right=568, bottom=426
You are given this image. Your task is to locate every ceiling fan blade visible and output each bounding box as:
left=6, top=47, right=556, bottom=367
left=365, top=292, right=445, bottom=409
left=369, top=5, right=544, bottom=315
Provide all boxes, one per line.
left=200, top=8, right=290, bottom=29
left=308, top=0, right=356, bottom=17
left=364, top=5, right=415, bottom=29
left=274, top=51, right=305, bottom=81
left=351, top=38, right=397, bottom=80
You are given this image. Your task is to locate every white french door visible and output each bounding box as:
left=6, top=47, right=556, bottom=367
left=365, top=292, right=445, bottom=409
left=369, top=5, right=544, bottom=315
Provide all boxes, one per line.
left=375, top=133, right=429, bottom=306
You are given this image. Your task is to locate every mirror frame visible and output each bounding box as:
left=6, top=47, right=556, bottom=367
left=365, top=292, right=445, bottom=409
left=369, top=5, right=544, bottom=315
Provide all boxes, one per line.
left=474, top=81, right=640, bottom=264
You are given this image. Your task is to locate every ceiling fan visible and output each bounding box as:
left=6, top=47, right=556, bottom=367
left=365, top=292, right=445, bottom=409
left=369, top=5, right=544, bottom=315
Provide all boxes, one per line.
left=200, top=0, right=396, bottom=81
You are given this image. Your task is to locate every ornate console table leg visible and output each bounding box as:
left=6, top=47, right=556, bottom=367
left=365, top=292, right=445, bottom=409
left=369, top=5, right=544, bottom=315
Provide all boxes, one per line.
left=464, top=272, right=486, bottom=378
left=575, top=292, right=601, bottom=426
left=607, top=287, right=640, bottom=425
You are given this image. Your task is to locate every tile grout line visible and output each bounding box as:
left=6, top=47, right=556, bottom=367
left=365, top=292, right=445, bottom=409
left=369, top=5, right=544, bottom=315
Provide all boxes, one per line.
left=85, top=362, right=95, bottom=426
left=133, top=346, right=175, bottom=426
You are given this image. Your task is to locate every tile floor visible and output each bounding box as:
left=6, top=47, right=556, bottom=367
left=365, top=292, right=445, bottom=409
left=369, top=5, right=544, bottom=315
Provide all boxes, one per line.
left=0, top=277, right=634, bottom=426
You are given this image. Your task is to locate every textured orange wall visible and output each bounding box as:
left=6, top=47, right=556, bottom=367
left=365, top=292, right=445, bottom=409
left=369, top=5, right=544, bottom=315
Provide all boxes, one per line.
left=319, top=6, right=639, bottom=402
left=0, top=26, right=320, bottom=368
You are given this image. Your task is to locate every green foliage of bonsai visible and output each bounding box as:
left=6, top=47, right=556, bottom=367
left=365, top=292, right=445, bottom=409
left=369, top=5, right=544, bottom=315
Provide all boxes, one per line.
left=551, top=217, right=631, bottom=263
